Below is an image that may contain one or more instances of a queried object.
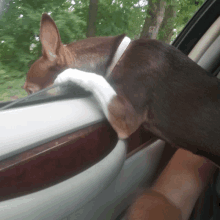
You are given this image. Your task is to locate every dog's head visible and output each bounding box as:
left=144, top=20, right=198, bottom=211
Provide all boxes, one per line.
left=23, top=13, right=126, bottom=94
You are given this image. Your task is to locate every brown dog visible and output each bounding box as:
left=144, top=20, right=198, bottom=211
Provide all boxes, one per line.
left=24, top=13, right=220, bottom=167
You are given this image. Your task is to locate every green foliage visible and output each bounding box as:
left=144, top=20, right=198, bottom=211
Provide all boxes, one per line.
left=176, top=0, right=205, bottom=24
left=0, top=0, right=86, bottom=85
left=73, top=0, right=147, bottom=39
left=162, top=0, right=204, bottom=41
left=0, top=75, right=27, bottom=101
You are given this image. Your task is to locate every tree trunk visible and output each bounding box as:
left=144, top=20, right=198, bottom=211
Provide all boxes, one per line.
left=0, top=0, right=12, bottom=19
left=158, top=4, right=176, bottom=44
left=140, top=0, right=166, bottom=39
left=86, top=0, right=98, bottom=38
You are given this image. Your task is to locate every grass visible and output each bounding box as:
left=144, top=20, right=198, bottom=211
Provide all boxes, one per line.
left=0, top=77, right=28, bottom=102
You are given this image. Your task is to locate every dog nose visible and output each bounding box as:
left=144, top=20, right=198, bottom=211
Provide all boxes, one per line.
left=26, top=89, right=32, bottom=95
left=22, top=82, right=33, bottom=95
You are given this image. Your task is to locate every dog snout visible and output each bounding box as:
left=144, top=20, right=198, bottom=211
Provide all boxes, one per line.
left=22, top=82, right=33, bottom=95
left=27, top=89, right=33, bottom=95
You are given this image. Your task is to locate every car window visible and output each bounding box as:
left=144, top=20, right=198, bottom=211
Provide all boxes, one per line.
left=0, top=81, right=92, bottom=110
left=0, top=0, right=205, bottom=103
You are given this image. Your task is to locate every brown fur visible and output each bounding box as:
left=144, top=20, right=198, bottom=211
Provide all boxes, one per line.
left=24, top=14, right=125, bottom=94
left=108, top=39, right=220, bottom=166
left=25, top=13, right=220, bottom=167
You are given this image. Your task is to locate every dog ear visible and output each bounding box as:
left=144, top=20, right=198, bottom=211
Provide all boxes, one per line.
left=40, top=13, right=62, bottom=62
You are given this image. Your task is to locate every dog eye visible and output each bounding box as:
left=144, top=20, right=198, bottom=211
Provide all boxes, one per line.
left=27, top=89, right=33, bottom=95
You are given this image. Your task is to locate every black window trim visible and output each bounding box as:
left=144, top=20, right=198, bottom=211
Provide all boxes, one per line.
left=173, top=0, right=220, bottom=55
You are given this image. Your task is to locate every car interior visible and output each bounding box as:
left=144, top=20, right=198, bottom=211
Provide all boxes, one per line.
left=0, top=0, right=219, bottom=220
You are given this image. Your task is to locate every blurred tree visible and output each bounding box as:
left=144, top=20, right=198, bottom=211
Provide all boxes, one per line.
left=87, top=0, right=99, bottom=37
left=140, top=0, right=204, bottom=42
left=157, top=3, right=176, bottom=43
left=140, top=0, right=166, bottom=39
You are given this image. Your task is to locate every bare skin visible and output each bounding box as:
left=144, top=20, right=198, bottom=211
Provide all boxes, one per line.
left=125, top=148, right=217, bottom=220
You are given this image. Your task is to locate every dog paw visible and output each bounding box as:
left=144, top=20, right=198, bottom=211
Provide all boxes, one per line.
left=54, top=68, right=100, bottom=89
left=54, top=68, right=117, bottom=130
left=54, top=69, right=82, bottom=84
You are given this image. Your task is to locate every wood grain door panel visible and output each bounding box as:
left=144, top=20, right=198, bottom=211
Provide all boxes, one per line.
left=0, top=120, right=156, bottom=201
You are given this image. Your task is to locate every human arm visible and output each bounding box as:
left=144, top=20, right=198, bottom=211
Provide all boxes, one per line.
left=126, top=148, right=217, bottom=220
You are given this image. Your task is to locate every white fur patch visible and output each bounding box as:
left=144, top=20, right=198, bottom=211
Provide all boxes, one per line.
left=54, top=68, right=117, bottom=119
left=106, top=36, right=131, bottom=78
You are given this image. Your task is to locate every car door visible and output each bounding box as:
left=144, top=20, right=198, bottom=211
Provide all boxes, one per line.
left=0, top=0, right=219, bottom=220
left=0, top=80, right=164, bottom=220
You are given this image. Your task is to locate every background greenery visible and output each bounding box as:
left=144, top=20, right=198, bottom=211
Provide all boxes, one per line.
left=0, top=0, right=204, bottom=101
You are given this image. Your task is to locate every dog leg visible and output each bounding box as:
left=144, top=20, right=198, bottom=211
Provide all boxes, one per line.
left=54, top=68, right=142, bottom=139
